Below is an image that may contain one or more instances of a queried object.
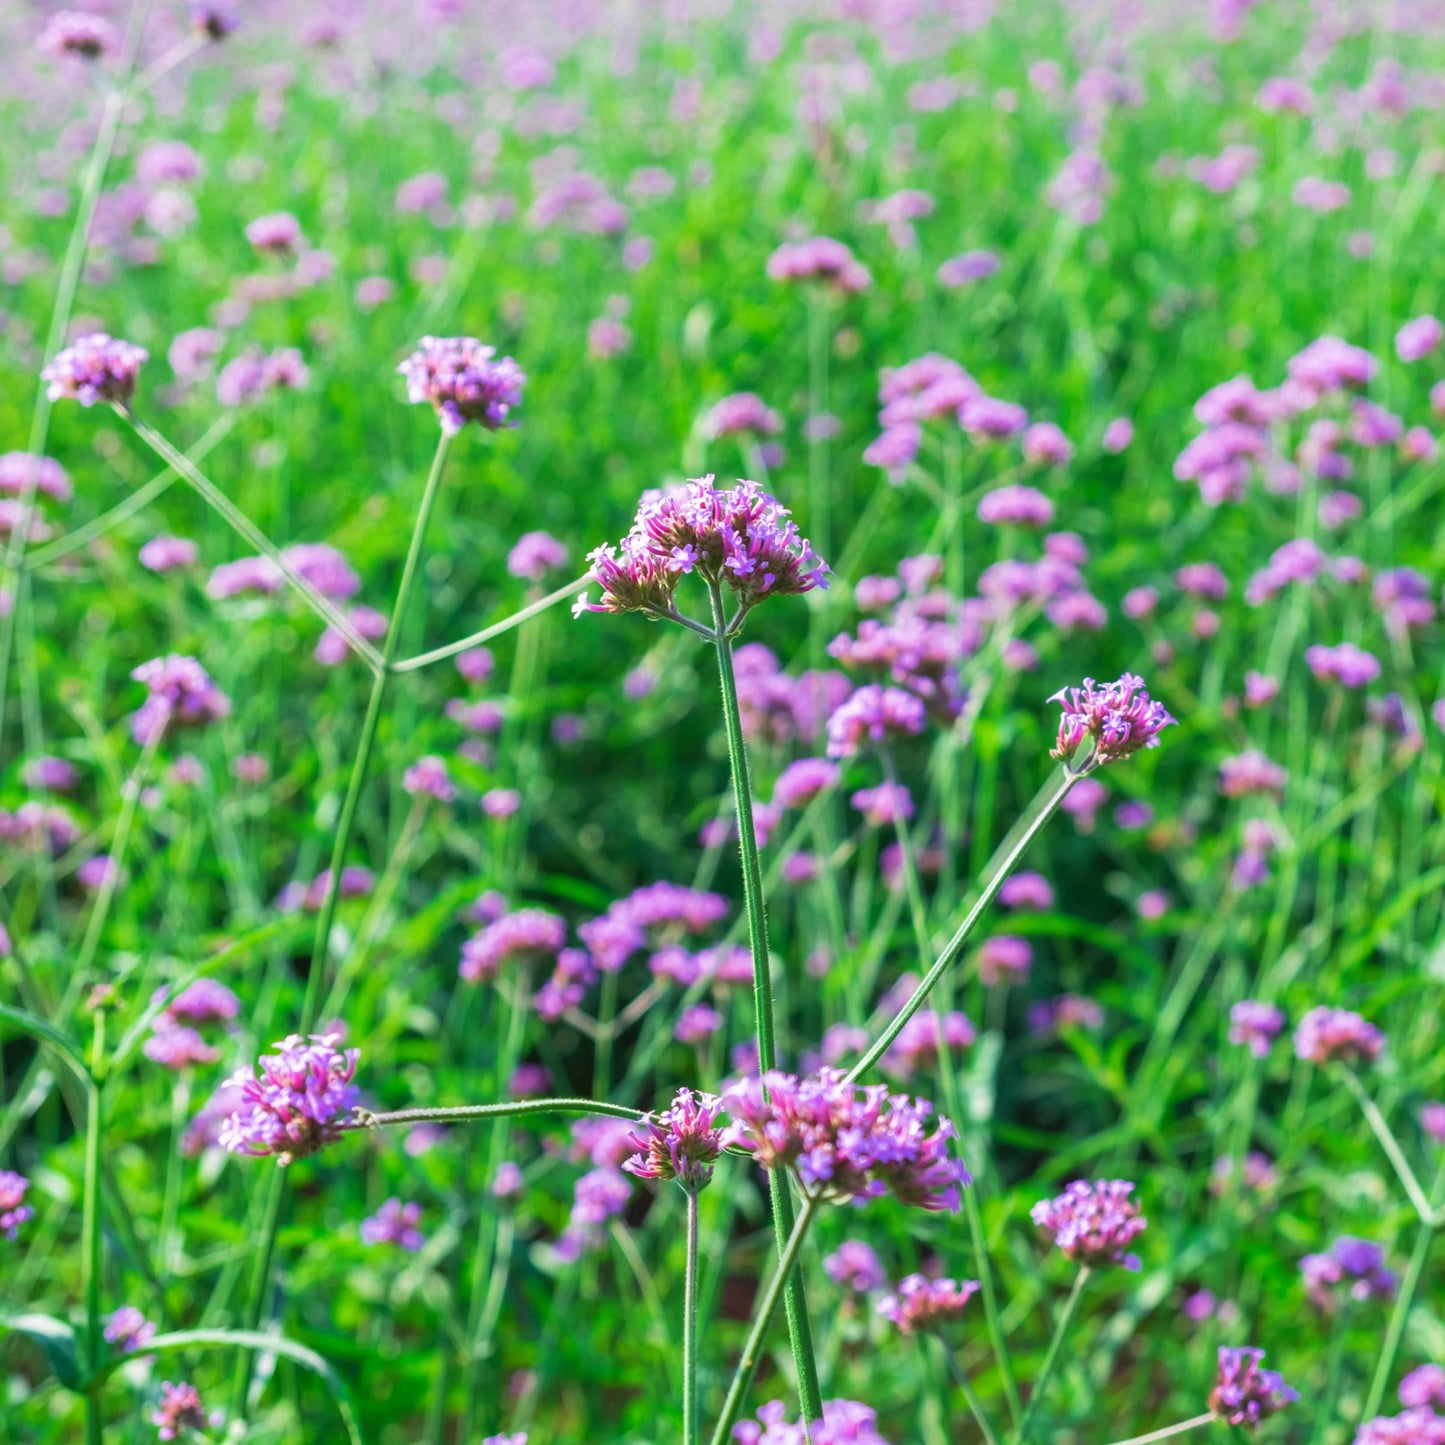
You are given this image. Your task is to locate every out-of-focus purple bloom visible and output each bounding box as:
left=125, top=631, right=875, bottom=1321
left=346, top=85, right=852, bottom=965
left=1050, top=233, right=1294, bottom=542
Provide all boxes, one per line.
left=104, top=1306, right=156, bottom=1353
left=159, top=978, right=240, bottom=1026
left=1000, top=872, right=1053, bottom=911
left=1230, top=1002, right=1285, bottom=1057
left=493, top=1161, right=524, bottom=1198
left=882, top=1010, right=974, bottom=1076
left=144, top=1026, right=220, bottom=1069
left=130, top=655, right=230, bottom=745
left=39, top=11, right=117, bottom=58
left=1288, top=337, right=1378, bottom=399
left=1176, top=562, right=1228, bottom=600
left=398, top=336, right=524, bottom=434
left=959, top=395, right=1029, bottom=440
left=42, top=333, right=147, bottom=408
left=1354, top=1409, right=1445, bottom=1445
left=0, top=453, right=71, bottom=502
left=1301, top=1237, right=1397, bottom=1309
left=825, top=1240, right=886, bottom=1293
left=878, top=1274, right=980, bottom=1334
left=1031, top=1179, right=1147, bottom=1269
left=826, top=685, right=926, bottom=759
left=361, top=1198, right=425, bottom=1251
left=1050, top=674, right=1174, bottom=770
left=706, top=393, right=783, bottom=440
left=1396, top=316, right=1443, bottom=363
left=863, top=425, right=922, bottom=482
left=977, top=935, right=1032, bottom=986
left=772, top=758, right=840, bottom=810
left=1294, top=1007, right=1384, bottom=1065
left=578, top=476, right=828, bottom=621
left=403, top=756, right=455, bottom=803
left=1102, top=417, right=1134, bottom=453
left=734, top=1399, right=892, bottom=1445
left=139, top=536, right=198, bottom=573
left=455, top=647, right=494, bottom=684
left=1023, top=422, right=1074, bottom=468
left=1122, top=586, right=1158, bottom=620
left=1210, top=1152, right=1278, bottom=1197
left=1422, top=1104, right=1445, bottom=1144
left=460, top=909, right=566, bottom=983
left=1210, top=1347, right=1298, bottom=1426
left=1029, top=994, right=1106, bottom=1036
left=978, top=485, right=1054, bottom=527
left=1257, top=76, right=1313, bottom=113
left=219, top=1033, right=359, bottom=1165
left=152, top=1381, right=219, bottom=1440
left=0, top=1172, right=34, bottom=1240
left=23, top=756, right=78, bottom=791
left=622, top=1088, right=723, bottom=1192
left=723, top=1068, right=968, bottom=1211
left=1219, top=750, right=1288, bottom=798
left=508, top=531, right=569, bottom=581
left=244, top=211, right=303, bottom=254
left=1244, top=672, right=1280, bottom=708
left=1399, top=1366, right=1445, bottom=1410
left=482, top=788, right=521, bottom=818
left=850, top=783, right=914, bottom=827
left=675, top=1004, right=723, bottom=1045
left=937, top=250, right=999, bottom=286
left=767, top=237, right=871, bottom=293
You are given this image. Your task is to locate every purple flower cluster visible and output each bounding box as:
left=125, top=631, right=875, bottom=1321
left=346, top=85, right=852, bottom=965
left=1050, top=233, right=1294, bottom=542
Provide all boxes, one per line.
left=460, top=908, right=567, bottom=983
left=723, top=1068, right=968, bottom=1211
left=361, top=1197, right=425, bottom=1251
left=1031, top=1179, right=1147, bottom=1269
left=1354, top=1409, right=1445, bottom=1445
left=1294, top=1006, right=1384, bottom=1066
left=153, top=1381, right=220, bottom=1440
left=1209, top=1347, right=1298, bottom=1427
left=0, top=1171, right=34, bottom=1240
left=219, top=1033, right=359, bottom=1165
left=0, top=452, right=71, bottom=502
left=397, top=336, right=525, bottom=434
left=104, top=1306, right=156, bottom=1354
left=578, top=476, right=828, bottom=622
left=1301, top=1237, right=1397, bottom=1309
left=825, top=684, right=926, bottom=759
left=877, top=1274, right=980, bottom=1333
left=42, top=332, right=147, bottom=407
left=1229, top=1001, right=1285, bottom=1057
left=734, top=1399, right=891, bottom=1445
left=1050, top=674, right=1175, bottom=770
left=825, top=1240, right=886, bottom=1293
left=706, top=392, right=783, bottom=440
left=882, top=1009, right=975, bottom=1076
left=1219, top=750, right=1288, bottom=798
left=508, top=530, right=569, bottom=582
left=130, top=655, right=231, bottom=745
left=38, top=11, right=118, bottom=59
left=766, top=237, right=872, bottom=293
left=622, top=1088, right=724, bottom=1192
left=1305, top=643, right=1382, bottom=689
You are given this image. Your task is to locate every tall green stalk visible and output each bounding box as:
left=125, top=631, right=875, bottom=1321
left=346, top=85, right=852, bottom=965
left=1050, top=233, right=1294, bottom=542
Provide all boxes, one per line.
left=706, top=580, right=823, bottom=1427
left=1015, top=1266, right=1090, bottom=1443
left=81, top=1030, right=105, bottom=1445
left=684, top=1189, right=702, bottom=1445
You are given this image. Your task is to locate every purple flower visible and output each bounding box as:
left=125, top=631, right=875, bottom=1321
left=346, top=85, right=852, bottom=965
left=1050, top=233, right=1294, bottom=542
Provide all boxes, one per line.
left=1031, top=1180, right=1147, bottom=1269
left=492, top=1161, right=524, bottom=1198
left=361, top=1197, right=425, bottom=1251
left=883, top=1010, right=975, bottom=1076
left=959, top=395, right=1029, bottom=440
left=455, top=647, right=494, bottom=684
left=508, top=531, right=569, bottom=581
left=722, top=1068, right=969, bottom=1212
left=161, top=978, right=240, bottom=1026
left=577, top=476, right=828, bottom=622
left=38, top=10, right=117, bottom=58
left=42, top=333, right=147, bottom=408
left=1000, top=871, right=1054, bottom=911
left=674, top=1004, right=723, bottom=1045
left=825, top=1240, right=886, bottom=1293
left=244, top=211, right=303, bottom=254
left=1294, top=1007, right=1384, bottom=1066
left=977, top=935, right=1032, bottom=986
left=130, top=655, right=231, bottom=745
left=1219, top=751, right=1288, bottom=798
left=1396, top=316, right=1443, bottom=363
left=104, top=1306, right=156, bottom=1353
left=23, top=756, right=78, bottom=791
left=622, top=1088, right=724, bottom=1192
left=1210, top=1347, right=1298, bottom=1427
left=826, top=685, right=927, bottom=759
left=139, top=536, right=198, bottom=573
left=706, top=393, right=783, bottom=439
left=735, top=1399, right=892, bottom=1445
left=0, top=1171, right=34, bottom=1240
left=403, top=756, right=455, bottom=802
left=863, top=425, right=922, bottom=482
left=766, top=237, right=871, bottom=293
left=772, top=758, right=840, bottom=810
left=144, top=1026, right=220, bottom=1070
left=878, top=1274, right=980, bottom=1334
left=1400, top=1366, right=1445, bottom=1410
left=1049, top=674, right=1175, bottom=770
left=460, top=909, right=566, bottom=983
left=937, top=250, right=999, bottom=286
left=482, top=788, right=521, bottom=818
left=850, top=783, right=914, bottom=827
left=1102, top=417, right=1134, bottom=453
left=1354, top=1409, right=1445, bottom=1445
left=1288, top=336, right=1378, bottom=398
left=0, top=453, right=71, bottom=502
left=152, top=1381, right=220, bottom=1440
left=398, top=336, right=525, bottom=434
left=1230, top=1002, right=1285, bottom=1058
left=978, top=484, right=1054, bottom=527
left=1422, top=1104, right=1445, bottom=1144
left=1301, top=1237, right=1397, bottom=1309
left=219, top=1033, right=359, bottom=1165
left=556, top=1166, right=633, bottom=1258
left=1023, top=422, right=1074, bottom=468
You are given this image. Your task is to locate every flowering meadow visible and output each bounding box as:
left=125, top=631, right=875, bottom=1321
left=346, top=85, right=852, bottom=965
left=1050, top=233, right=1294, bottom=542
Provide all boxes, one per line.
left=3, top=2, right=1445, bottom=1443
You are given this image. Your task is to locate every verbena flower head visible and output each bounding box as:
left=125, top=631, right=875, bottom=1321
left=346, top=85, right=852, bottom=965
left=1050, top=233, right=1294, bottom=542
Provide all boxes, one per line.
left=244, top=211, right=303, bottom=254
left=508, top=530, right=569, bottom=581
left=1305, top=643, right=1381, bottom=689
left=1354, top=1409, right=1445, bottom=1445
left=143, top=1026, right=220, bottom=1069
left=1049, top=674, right=1175, bottom=771
left=130, top=655, right=231, bottom=745
left=403, top=755, right=456, bottom=802
left=825, top=1240, right=886, bottom=1292
left=622, top=1087, right=724, bottom=1192
left=1230, top=1001, right=1285, bottom=1057
left=1031, top=1179, right=1147, bottom=1269
left=706, top=392, right=783, bottom=439
left=0, top=1171, right=34, bottom=1240
left=877, top=1274, right=980, bottom=1334
left=153, top=1381, right=220, bottom=1440
left=1294, top=1006, right=1384, bottom=1066
left=42, top=333, right=147, bottom=408
left=722, top=1068, right=968, bottom=1211
left=766, top=237, right=872, bottom=293
left=576, top=476, right=828, bottom=623
left=1399, top=1366, right=1445, bottom=1410
left=1301, top=1237, right=1397, bottom=1309
left=1210, top=1347, right=1298, bottom=1427
left=825, top=684, right=926, bottom=759
left=0, top=452, right=71, bottom=502
left=459, top=908, right=566, bottom=983
left=736, top=1399, right=891, bottom=1445
left=38, top=10, right=117, bottom=59
left=398, top=336, right=524, bottom=434
left=219, top=1033, right=359, bottom=1165
left=104, top=1306, right=156, bottom=1353
left=361, top=1197, right=425, bottom=1250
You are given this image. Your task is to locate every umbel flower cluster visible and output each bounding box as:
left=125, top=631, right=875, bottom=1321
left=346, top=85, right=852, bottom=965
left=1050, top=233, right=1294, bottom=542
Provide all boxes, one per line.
left=576, top=475, right=829, bottom=624
left=1031, top=1179, right=1148, bottom=1269
left=219, top=1033, right=360, bottom=1165
left=41, top=332, right=148, bottom=408
left=397, top=335, right=525, bottom=434
left=1050, top=673, right=1175, bottom=771
left=622, top=1087, right=724, bottom=1193
left=1209, top=1347, right=1299, bottom=1427
left=722, top=1068, right=968, bottom=1211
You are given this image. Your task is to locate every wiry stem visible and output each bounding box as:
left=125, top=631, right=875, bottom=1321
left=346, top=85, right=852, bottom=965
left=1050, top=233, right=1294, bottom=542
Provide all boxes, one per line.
left=706, top=579, right=824, bottom=1427
left=353, top=1098, right=643, bottom=1129
left=1102, top=1413, right=1216, bottom=1445
left=1015, top=1267, right=1090, bottom=1443
left=1340, top=1069, right=1435, bottom=1222
left=684, top=1189, right=702, bottom=1445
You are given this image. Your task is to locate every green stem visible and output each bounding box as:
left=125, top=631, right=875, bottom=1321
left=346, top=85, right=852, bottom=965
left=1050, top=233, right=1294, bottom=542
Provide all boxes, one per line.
left=1340, top=1069, right=1434, bottom=1222
left=706, top=580, right=823, bottom=1426
left=1015, top=1267, right=1090, bottom=1444
left=1102, top=1413, right=1216, bottom=1445
left=965, top=1181, right=1023, bottom=1428
left=847, top=769, right=1076, bottom=1083
left=707, top=1197, right=820, bottom=1445
left=356, top=1098, right=643, bottom=1129
left=939, top=1338, right=1004, bottom=1445
left=684, top=1189, right=702, bottom=1445
left=81, top=1028, right=104, bottom=1445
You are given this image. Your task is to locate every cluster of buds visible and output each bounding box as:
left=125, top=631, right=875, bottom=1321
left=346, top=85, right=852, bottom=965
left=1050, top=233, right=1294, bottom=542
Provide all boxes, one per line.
left=622, top=1088, right=724, bottom=1193
left=1050, top=674, right=1175, bottom=771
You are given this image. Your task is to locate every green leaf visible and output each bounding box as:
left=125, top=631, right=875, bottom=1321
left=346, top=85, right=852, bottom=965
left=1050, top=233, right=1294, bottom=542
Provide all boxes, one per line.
left=0, top=1003, right=93, bottom=1094
left=2, top=1313, right=83, bottom=1389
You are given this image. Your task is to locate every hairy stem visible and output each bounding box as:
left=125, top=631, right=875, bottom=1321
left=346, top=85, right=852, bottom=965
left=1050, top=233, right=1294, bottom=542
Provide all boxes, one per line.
left=684, top=1189, right=702, bottom=1445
